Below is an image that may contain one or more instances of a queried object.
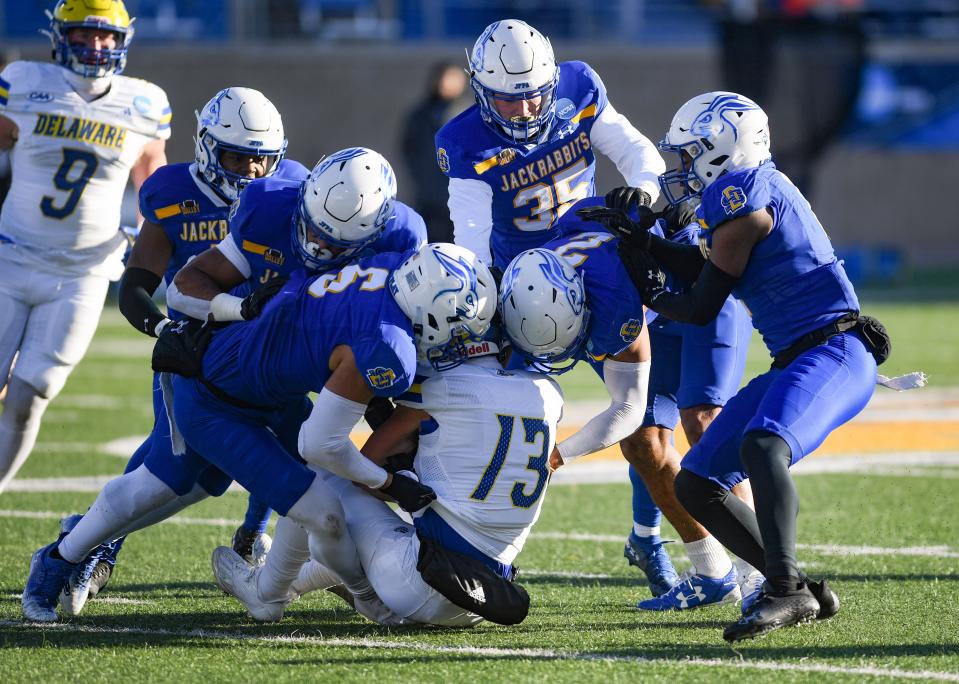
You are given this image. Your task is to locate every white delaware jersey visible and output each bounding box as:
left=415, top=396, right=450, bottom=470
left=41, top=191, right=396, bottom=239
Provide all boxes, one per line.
left=0, top=61, right=170, bottom=277
left=399, top=357, right=564, bottom=566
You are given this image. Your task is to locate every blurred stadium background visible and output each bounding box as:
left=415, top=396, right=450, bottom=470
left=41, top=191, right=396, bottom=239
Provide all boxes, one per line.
left=3, top=0, right=959, bottom=282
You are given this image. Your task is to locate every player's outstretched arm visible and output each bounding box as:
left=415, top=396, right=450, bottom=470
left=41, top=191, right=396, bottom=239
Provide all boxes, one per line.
left=118, top=220, right=173, bottom=336
left=589, top=103, right=665, bottom=202
left=552, top=334, right=651, bottom=469
left=169, top=246, right=247, bottom=321
left=0, top=114, right=17, bottom=151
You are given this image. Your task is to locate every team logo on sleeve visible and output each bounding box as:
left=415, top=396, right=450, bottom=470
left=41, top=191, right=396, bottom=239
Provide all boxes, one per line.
left=366, top=367, right=397, bottom=390
left=721, top=186, right=747, bottom=215
left=619, top=318, right=643, bottom=344
left=436, top=147, right=450, bottom=174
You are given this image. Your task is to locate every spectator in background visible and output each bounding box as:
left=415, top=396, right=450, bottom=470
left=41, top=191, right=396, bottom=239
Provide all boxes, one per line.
left=400, top=61, right=467, bottom=243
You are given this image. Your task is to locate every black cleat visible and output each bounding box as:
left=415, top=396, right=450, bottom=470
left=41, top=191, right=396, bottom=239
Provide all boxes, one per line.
left=808, top=579, right=840, bottom=620
left=723, top=583, right=820, bottom=642
left=88, top=560, right=114, bottom=598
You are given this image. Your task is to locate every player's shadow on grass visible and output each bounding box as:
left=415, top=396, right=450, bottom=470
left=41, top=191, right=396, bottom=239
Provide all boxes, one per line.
left=106, top=581, right=224, bottom=598
left=520, top=575, right=639, bottom=588
left=828, top=573, right=959, bottom=583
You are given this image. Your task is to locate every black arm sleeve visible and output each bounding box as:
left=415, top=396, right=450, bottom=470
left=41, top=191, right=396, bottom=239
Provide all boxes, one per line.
left=648, top=261, right=739, bottom=326
left=118, top=266, right=166, bottom=337
left=647, top=234, right=707, bottom=283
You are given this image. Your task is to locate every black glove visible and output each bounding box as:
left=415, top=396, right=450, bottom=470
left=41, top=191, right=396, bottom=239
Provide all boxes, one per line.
left=617, top=243, right=667, bottom=306
left=604, top=186, right=652, bottom=212
left=240, top=276, right=287, bottom=320
left=384, top=451, right=416, bottom=474
left=380, top=472, right=436, bottom=513
left=152, top=317, right=216, bottom=377
left=660, top=199, right=700, bottom=237
left=575, top=205, right=658, bottom=250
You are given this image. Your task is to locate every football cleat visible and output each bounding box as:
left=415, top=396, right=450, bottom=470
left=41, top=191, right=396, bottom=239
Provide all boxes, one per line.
left=738, top=569, right=766, bottom=614
left=808, top=579, right=840, bottom=620
left=637, top=567, right=741, bottom=611
left=723, top=582, right=820, bottom=642
left=60, top=545, right=116, bottom=616
left=353, top=589, right=407, bottom=626
left=231, top=526, right=272, bottom=567
left=23, top=542, right=77, bottom=622
left=211, top=546, right=288, bottom=622
left=624, top=532, right=680, bottom=597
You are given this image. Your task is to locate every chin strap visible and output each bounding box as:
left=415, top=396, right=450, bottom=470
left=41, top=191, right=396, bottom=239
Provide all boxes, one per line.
left=877, top=371, right=928, bottom=391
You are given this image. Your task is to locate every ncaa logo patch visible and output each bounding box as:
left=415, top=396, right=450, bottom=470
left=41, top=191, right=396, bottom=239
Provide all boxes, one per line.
left=436, top=147, right=450, bottom=174
left=619, top=318, right=643, bottom=344
left=366, top=367, right=397, bottom=390
left=555, top=98, right=576, bottom=120
left=133, top=95, right=152, bottom=116
left=721, top=186, right=747, bottom=215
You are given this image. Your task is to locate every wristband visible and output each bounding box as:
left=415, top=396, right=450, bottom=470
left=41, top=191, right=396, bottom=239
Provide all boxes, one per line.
left=210, top=293, right=245, bottom=322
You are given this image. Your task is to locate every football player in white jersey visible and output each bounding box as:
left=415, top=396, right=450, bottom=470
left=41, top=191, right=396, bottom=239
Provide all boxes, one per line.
left=0, top=0, right=169, bottom=494
left=212, top=328, right=564, bottom=627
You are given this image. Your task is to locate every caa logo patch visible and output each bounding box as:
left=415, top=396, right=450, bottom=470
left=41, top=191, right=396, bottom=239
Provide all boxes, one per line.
left=619, top=318, right=643, bottom=343
left=436, top=147, right=450, bottom=174
left=29, top=92, right=53, bottom=102
left=721, top=186, right=747, bottom=215
left=366, top=367, right=397, bottom=390
left=555, top=98, right=576, bottom=120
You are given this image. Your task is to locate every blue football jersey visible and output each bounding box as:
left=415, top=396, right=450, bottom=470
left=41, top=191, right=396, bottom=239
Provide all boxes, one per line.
left=201, top=251, right=418, bottom=408
left=545, top=209, right=646, bottom=361
left=138, top=159, right=308, bottom=320
left=437, top=61, right=609, bottom=267
left=226, top=176, right=427, bottom=287
left=697, top=162, right=859, bottom=354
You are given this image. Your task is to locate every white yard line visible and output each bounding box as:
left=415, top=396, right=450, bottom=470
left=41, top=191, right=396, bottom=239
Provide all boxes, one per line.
left=0, top=620, right=954, bottom=681
left=2, top=508, right=957, bottom=559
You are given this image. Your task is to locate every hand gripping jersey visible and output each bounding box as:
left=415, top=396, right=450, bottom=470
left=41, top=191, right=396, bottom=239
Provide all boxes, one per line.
left=0, top=61, right=170, bottom=277
left=438, top=61, right=613, bottom=267
left=218, top=175, right=427, bottom=286
left=697, top=162, right=860, bottom=354
left=397, top=358, right=564, bottom=566
left=139, top=160, right=308, bottom=321
left=201, top=252, right=418, bottom=408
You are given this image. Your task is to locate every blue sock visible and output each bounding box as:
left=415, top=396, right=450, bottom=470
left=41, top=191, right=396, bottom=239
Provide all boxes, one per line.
left=242, top=496, right=272, bottom=535
left=629, top=465, right=662, bottom=539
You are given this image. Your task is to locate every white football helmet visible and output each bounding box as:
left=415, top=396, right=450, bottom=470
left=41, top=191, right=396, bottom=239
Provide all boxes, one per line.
left=294, top=147, right=397, bottom=270
left=499, top=248, right=590, bottom=374
left=195, top=87, right=287, bottom=202
left=390, top=243, right=497, bottom=370
left=658, top=91, right=771, bottom=206
left=468, top=19, right=559, bottom=144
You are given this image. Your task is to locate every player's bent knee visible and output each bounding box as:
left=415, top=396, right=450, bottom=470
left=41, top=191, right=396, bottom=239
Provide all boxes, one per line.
left=103, top=465, right=179, bottom=520
left=1, top=376, right=50, bottom=428
left=740, top=430, right=792, bottom=474
left=674, top=468, right=724, bottom=514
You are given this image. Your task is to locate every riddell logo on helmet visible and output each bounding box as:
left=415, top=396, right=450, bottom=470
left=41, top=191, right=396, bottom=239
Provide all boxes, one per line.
left=466, top=341, right=492, bottom=357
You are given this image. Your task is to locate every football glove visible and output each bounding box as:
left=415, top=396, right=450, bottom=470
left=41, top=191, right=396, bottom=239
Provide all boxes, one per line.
left=240, top=276, right=287, bottom=320
left=152, top=317, right=216, bottom=377
left=617, top=243, right=667, bottom=306
left=380, top=472, right=436, bottom=513
left=604, top=186, right=652, bottom=212
left=575, top=205, right=658, bottom=251
left=660, top=199, right=700, bottom=238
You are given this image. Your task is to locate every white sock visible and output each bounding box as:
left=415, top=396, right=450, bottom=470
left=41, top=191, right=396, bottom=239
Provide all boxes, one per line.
left=257, top=516, right=310, bottom=603
left=0, top=378, right=49, bottom=494
left=291, top=559, right=342, bottom=597
left=633, top=523, right=661, bottom=538
left=684, top=536, right=732, bottom=579
left=58, top=465, right=179, bottom=563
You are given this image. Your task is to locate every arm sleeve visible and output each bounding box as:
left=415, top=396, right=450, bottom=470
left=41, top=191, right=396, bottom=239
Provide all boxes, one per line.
left=118, top=267, right=168, bottom=336
left=648, top=261, right=739, bottom=326
left=555, top=358, right=650, bottom=463
left=297, top=388, right=390, bottom=489
left=448, top=177, right=494, bottom=266
left=590, top=102, right=666, bottom=203
left=647, top=233, right=707, bottom=283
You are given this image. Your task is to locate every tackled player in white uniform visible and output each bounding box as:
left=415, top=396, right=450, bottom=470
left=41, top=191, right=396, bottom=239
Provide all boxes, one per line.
left=0, top=0, right=169, bottom=493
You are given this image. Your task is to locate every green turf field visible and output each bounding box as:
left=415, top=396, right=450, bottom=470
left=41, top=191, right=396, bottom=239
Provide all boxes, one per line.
left=0, top=303, right=957, bottom=682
